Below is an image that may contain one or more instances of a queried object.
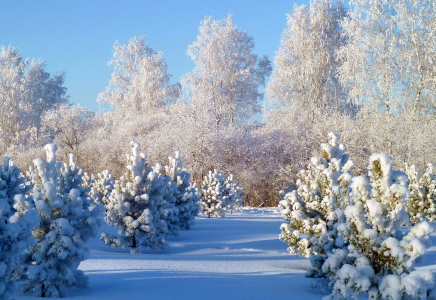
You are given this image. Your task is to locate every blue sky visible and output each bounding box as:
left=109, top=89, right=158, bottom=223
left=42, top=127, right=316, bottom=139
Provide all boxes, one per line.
left=0, top=0, right=308, bottom=112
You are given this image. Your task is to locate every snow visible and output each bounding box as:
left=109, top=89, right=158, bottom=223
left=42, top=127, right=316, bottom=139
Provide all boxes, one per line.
left=9, top=207, right=436, bottom=299
left=12, top=207, right=317, bottom=299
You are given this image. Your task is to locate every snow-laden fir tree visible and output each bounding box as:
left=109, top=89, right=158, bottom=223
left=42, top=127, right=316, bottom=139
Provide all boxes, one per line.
left=279, top=132, right=354, bottom=258
left=0, top=158, right=39, bottom=300
left=227, top=174, right=243, bottom=213
left=101, top=142, right=175, bottom=253
left=0, top=157, right=32, bottom=212
left=165, top=151, right=200, bottom=231
left=87, top=170, right=114, bottom=206
left=19, top=146, right=104, bottom=298
left=320, top=154, right=435, bottom=299
left=404, top=163, right=436, bottom=223
left=199, top=170, right=240, bottom=218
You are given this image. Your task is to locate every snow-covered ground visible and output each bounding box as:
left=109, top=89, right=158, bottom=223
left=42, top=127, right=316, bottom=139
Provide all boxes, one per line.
left=14, top=208, right=436, bottom=299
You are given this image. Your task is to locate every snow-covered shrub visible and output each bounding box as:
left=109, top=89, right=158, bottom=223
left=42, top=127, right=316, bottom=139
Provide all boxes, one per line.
left=404, top=163, right=436, bottom=223
left=279, top=132, right=354, bottom=258
left=165, top=151, right=200, bottom=231
left=19, top=145, right=104, bottom=298
left=101, top=142, right=174, bottom=253
left=320, top=154, right=435, bottom=299
left=0, top=158, right=39, bottom=300
left=199, top=170, right=241, bottom=217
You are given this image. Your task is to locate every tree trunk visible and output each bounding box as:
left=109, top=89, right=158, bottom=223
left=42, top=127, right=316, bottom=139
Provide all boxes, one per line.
left=208, top=212, right=211, bottom=218
left=132, top=235, right=137, bottom=249
left=41, top=283, right=45, bottom=298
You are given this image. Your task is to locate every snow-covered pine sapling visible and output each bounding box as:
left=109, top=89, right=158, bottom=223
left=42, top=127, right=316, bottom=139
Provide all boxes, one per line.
left=165, top=151, right=200, bottom=231
left=19, top=146, right=104, bottom=298
left=0, top=158, right=39, bottom=300
left=200, top=170, right=226, bottom=218
left=404, top=163, right=436, bottom=223
left=321, top=154, right=435, bottom=299
left=199, top=170, right=238, bottom=218
left=279, top=132, right=354, bottom=259
left=88, top=170, right=115, bottom=206
left=101, top=142, right=173, bottom=253
left=227, top=174, right=243, bottom=213
left=0, top=157, right=32, bottom=212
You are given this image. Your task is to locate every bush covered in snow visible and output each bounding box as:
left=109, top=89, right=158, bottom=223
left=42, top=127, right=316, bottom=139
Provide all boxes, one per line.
left=199, top=170, right=243, bottom=217
left=19, top=145, right=104, bottom=298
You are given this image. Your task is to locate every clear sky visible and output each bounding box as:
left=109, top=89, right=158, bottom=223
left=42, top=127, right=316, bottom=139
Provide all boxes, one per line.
left=0, top=0, right=308, bottom=112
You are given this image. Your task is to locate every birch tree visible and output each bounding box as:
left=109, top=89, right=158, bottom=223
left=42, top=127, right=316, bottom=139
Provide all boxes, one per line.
left=267, top=0, right=347, bottom=115
left=98, top=36, right=177, bottom=117
left=394, top=0, right=436, bottom=115
left=0, top=46, right=68, bottom=153
left=183, top=15, right=271, bottom=127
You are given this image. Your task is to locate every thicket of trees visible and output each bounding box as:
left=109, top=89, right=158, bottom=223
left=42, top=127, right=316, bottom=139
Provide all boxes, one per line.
left=2, top=0, right=436, bottom=208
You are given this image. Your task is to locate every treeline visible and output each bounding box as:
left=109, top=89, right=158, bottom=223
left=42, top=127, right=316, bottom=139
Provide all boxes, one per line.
left=1, top=0, right=436, bottom=207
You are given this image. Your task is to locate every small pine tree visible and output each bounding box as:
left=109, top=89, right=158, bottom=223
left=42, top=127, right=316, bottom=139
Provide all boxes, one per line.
left=19, top=145, right=104, bottom=298
left=320, top=154, right=435, bottom=299
left=165, top=151, right=200, bottom=231
left=404, top=163, right=436, bottom=223
left=199, top=170, right=239, bottom=218
left=0, top=158, right=39, bottom=300
left=226, top=174, right=243, bottom=213
left=0, top=157, right=32, bottom=212
left=101, top=142, right=173, bottom=253
left=279, top=132, right=354, bottom=258
left=88, top=170, right=115, bottom=206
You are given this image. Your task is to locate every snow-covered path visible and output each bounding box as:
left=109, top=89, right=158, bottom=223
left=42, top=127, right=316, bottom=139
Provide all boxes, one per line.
left=14, top=208, right=436, bottom=299
left=16, top=208, right=323, bottom=299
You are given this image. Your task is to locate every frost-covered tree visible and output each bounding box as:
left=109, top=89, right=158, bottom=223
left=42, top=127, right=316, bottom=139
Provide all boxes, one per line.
left=101, top=142, right=174, bottom=253
left=404, top=163, right=436, bottom=224
left=41, top=105, right=94, bottom=148
left=199, top=170, right=240, bottom=218
left=337, top=0, right=399, bottom=114
left=338, top=0, right=436, bottom=116
left=394, top=0, right=436, bottom=115
left=40, top=105, right=95, bottom=162
left=19, top=145, right=103, bottom=298
left=279, top=132, right=354, bottom=258
left=267, top=0, right=347, bottom=115
left=183, top=15, right=271, bottom=127
left=0, top=158, right=39, bottom=300
left=165, top=151, right=200, bottom=231
left=318, top=154, right=436, bottom=299
left=0, top=46, right=68, bottom=153
left=98, top=36, right=177, bottom=116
